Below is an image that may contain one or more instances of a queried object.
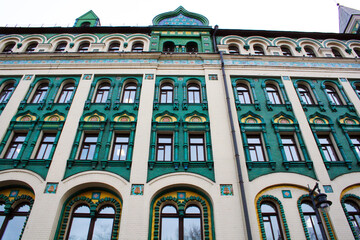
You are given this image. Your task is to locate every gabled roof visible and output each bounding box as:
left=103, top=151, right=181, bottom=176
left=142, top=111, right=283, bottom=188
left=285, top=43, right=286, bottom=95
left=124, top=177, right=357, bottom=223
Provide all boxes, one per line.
left=76, top=10, right=99, bottom=21
left=338, top=5, right=360, bottom=33
left=152, top=6, right=209, bottom=26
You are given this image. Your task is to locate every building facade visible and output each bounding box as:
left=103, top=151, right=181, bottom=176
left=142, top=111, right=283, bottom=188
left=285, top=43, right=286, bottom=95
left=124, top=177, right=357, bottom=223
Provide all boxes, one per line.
left=0, top=5, right=360, bottom=240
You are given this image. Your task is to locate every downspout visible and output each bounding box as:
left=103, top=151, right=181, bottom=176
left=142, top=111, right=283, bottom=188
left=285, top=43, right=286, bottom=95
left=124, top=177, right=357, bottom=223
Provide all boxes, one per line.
left=212, top=25, right=253, bottom=240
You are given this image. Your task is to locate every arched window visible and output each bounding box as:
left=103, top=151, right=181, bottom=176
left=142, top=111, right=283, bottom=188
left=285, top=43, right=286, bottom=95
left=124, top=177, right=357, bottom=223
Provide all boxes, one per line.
left=25, top=42, right=38, bottom=52
left=160, top=205, right=202, bottom=240
left=78, top=42, right=90, bottom=52
left=298, top=84, right=315, bottom=104
left=187, top=83, right=201, bottom=103
left=57, top=83, right=75, bottom=103
left=186, top=42, right=198, bottom=53
left=266, top=84, right=282, bottom=104
left=66, top=204, right=116, bottom=239
left=81, top=22, right=91, bottom=27
left=55, top=42, right=67, bottom=52
left=0, top=82, right=15, bottom=103
left=325, top=85, right=342, bottom=105
left=108, top=42, right=120, bottom=52
left=121, top=83, right=137, bottom=103
left=160, top=83, right=173, bottom=103
left=0, top=202, right=31, bottom=239
left=236, top=83, right=252, bottom=104
left=132, top=42, right=143, bottom=52
left=260, top=201, right=284, bottom=240
left=344, top=200, right=360, bottom=236
left=2, top=42, right=15, bottom=53
left=94, top=82, right=110, bottom=103
left=331, top=48, right=343, bottom=58
left=229, top=44, right=240, bottom=54
left=301, top=201, right=324, bottom=240
left=163, top=41, right=175, bottom=52
left=354, top=48, right=360, bottom=58
left=253, top=45, right=265, bottom=55
left=56, top=189, right=121, bottom=240
left=281, top=46, right=292, bottom=56
left=304, top=46, right=316, bottom=57
left=31, top=82, right=49, bottom=103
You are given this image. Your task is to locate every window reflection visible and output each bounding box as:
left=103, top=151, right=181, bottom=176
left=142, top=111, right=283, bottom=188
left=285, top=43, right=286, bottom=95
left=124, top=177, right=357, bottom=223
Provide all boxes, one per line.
left=0, top=203, right=31, bottom=239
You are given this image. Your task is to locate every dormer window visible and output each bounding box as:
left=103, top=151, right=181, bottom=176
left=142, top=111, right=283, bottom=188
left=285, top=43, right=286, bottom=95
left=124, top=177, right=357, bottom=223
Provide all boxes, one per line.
left=81, top=22, right=91, bottom=27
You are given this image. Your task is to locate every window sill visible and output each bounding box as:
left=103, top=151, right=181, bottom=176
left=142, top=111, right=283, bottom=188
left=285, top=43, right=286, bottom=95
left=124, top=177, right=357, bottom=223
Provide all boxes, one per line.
left=324, top=160, right=352, bottom=169
left=266, top=102, right=292, bottom=111
left=0, top=158, right=51, bottom=168
left=283, top=160, right=313, bottom=170
left=246, top=161, right=276, bottom=170
left=148, top=160, right=213, bottom=171
left=67, top=159, right=132, bottom=170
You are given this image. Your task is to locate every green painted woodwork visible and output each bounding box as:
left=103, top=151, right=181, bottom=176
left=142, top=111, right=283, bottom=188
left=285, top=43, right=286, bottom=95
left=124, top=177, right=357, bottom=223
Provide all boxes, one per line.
left=297, top=194, right=335, bottom=240
left=64, top=75, right=142, bottom=181
left=0, top=76, right=80, bottom=179
left=256, top=195, right=291, bottom=240
left=74, top=10, right=100, bottom=27
left=0, top=77, right=21, bottom=114
left=148, top=76, right=214, bottom=182
left=233, top=77, right=317, bottom=181
left=54, top=187, right=122, bottom=240
left=341, top=193, right=360, bottom=240
left=152, top=6, right=209, bottom=26
left=293, top=78, right=360, bottom=180
left=148, top=186, right=215, bottom=240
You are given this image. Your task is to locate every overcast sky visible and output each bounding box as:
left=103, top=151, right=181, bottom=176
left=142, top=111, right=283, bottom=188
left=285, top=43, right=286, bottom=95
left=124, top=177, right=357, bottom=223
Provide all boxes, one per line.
left=1, top=0, right=360, bottom=33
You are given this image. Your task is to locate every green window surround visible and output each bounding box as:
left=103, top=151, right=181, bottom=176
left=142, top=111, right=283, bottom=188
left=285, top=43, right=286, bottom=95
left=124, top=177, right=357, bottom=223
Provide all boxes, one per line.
left=320, top=81, right=355, bottom=112
left=240, top=114, right=275, bottom=170
left=84, top=79, right=114, bottom=110
left=350, top=80, right=360, bottom=99
left=257, top=195, right=291, bottom=240
left=272, top=114, right=312, bottom=170
left=341, top=194, right=360, bottom=239
left=262, top=80, right=292, bottom=111
left=298, top=194, right=335, bottom=240
left=293, top=80, right=325, bottom=112
left=0, top=78, right=19, bottom=113
left=338, top=114, right=360, bottom=165
left=154, top=79, right=179, bottom=110
left=47, top=79, right=78, bottom=110
left=232, top=79, right=260, bottom=111
left=310, top=114, right=352, bottom=169
left=19, top=79, right=52, bottom=110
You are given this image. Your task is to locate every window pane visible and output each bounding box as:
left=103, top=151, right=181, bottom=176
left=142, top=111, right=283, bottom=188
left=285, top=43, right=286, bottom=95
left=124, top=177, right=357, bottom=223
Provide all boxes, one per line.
left=161, top=218, right=179, bottom=240
left=1, top=216, right=27, bottom=240
left=92, top=218, right=114, bottom=240
left=68, top=217, right=91, bottom=240
left=162, top=205, right=177, bottom=214
left=74, top=205, right=90, bottom=214
left=185, top=206, right=200, bottom=214
left=184, top=218, right=201, bottom=240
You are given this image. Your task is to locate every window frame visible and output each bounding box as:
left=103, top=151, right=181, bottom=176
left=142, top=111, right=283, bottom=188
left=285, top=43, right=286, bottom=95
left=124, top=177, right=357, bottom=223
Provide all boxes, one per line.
left=159, top=83, right=174, bottom=104
left=2, top=42, right=15, bottom=53
left=298, top=84, right=315, bottom=105
left=317, top=134, right=340, bottom=162
left=121, top=83, right=137, bottom=103
left=0, top=202, right=31, bottom=239
left=4, top=132, right=27, bottom=159
left=0, top=82, right=15, bottom=103
left=55, top=42, right=67, bottom=52
left=187, top=83, right=201, bottom=104
left=260, top=201, right=285, bottom=240
left=30, top=82, right=49, bottom=104
left=343, top=199, right=360, bottom=237
left=189, top=134, right=206, bottom=162
left=156, top=134, right=173, bottom=162
left=110, top=133, right=130, bottom=161
left=78, top=133, right=99, bottom=160
left=300, top=200, right=326, bottom=240
left=131, top=42, right=144, bottom=52
left=280, top=134, right=301, bottom=162
left=246, top=134, right=266, bottom=162
left=325, top=85, right=343, bottom=106
left=25, top=42, right=38, bottom=53
left=236, top=83, right=252, bottom=104
left=304, top=46, right=316, bottom=57
left=78, top=42, right=90, bottom=52
left=108, top=42, right=120, bottom=52
left=186, top=41, right=198, bottom=53
left=229, top=44, right=240, bottom=54
left=57, top=82, right=75, bottom=103
left=94, top=82, right=110, bottom=103
left=266, top=84, right=283, bottom=104
left=35, top=133, right=56, bottom=160
left=281, top=46, right=292, bottom=56
left=253, top=45, right=265, bottom=55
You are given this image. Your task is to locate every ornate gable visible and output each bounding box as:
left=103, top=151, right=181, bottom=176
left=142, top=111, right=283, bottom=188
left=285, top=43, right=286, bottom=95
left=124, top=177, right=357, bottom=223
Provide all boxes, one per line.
left=152, top=6, right=209, bottom=26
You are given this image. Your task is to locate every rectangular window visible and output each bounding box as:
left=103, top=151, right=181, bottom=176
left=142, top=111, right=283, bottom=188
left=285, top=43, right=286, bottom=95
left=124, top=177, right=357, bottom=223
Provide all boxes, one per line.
left=79, top=134, right=98, bottom=160
left=247, top=134, right=265, bottom=162
left=156, top=134, right=172, bottom=162
left=281, top=135, right=300, bottom=161
left=318, top=135, right=339, bottom=161
left=111, top=134, right=129, bottom=160
left=35, top=133, right=56, bottom=159
left=4, top=133, right=27, bottom=159
left=189, top=134, right=205, bottom=161
left=351, top=136, right=360, bottom=157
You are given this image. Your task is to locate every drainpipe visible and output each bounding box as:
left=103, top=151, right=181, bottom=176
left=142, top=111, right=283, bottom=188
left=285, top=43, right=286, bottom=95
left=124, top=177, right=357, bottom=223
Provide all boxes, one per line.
left=212, top=25, right=253, bottom=240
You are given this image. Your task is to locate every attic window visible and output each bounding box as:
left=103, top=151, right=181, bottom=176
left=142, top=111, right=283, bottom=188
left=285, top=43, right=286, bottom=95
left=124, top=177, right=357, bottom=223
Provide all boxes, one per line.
left=229, top=45, right=240, bottom=54
left=81, top=22, right=91, bottom=27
